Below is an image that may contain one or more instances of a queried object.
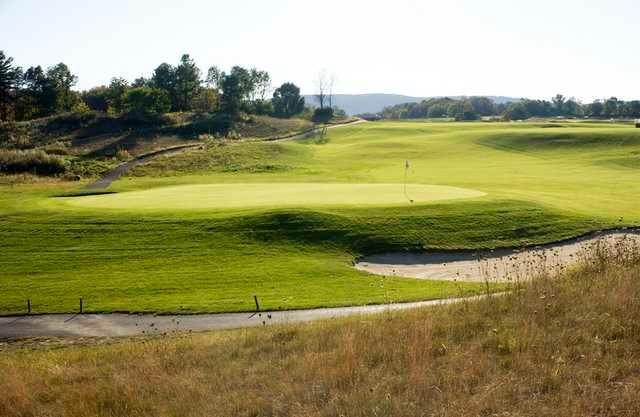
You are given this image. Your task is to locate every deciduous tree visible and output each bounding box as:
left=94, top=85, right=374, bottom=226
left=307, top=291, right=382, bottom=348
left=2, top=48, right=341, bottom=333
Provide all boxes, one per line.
left=272, top=82, right=305, bottom=118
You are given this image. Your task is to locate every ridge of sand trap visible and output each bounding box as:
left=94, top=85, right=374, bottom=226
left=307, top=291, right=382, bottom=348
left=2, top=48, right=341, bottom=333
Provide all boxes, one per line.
left=355, top=230, right=640, bottom=283
left=60, top=183, right=486, bottom=210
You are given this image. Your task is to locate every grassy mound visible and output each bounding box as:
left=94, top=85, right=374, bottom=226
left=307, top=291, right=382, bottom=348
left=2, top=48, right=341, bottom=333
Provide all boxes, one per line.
left=1, top=195, right=597, bottom=315
left=2, top=245, right=639, bottom=416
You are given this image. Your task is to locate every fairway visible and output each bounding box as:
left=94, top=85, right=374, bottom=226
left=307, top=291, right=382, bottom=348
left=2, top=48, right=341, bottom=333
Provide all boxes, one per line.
left=62, top=183, right=486, bottom=210
left=3, top=120, right=640, bottom=315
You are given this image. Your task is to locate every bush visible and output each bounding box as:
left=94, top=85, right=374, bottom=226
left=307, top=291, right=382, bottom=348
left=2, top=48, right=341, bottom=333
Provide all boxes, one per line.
left=42, top=111, right=99, bottom=134
left=312, top=107, right=334, bottom=123
left=0, top=149, right=66, bottom=175
left=173, top=113, right=232, bottom=138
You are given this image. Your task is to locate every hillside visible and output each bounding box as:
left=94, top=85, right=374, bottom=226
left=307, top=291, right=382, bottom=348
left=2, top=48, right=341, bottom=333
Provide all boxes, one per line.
left=0, top=112, right=314, bottom=180
left=303, top=94, right=519, bottom=115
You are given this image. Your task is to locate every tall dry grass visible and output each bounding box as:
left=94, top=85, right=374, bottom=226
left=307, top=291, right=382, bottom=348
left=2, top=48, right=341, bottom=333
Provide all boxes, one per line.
left=1, top=238, right=640, bottom=416
left=0, top=149, right=66, bottom=176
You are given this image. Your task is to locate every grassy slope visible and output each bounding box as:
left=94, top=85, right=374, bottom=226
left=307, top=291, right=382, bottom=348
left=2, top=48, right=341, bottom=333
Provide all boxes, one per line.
left=1, top=112, right=314, bottom=178
left=2, top=120, right=640, bottom=314
left=2, top=251, right=639, bottom=416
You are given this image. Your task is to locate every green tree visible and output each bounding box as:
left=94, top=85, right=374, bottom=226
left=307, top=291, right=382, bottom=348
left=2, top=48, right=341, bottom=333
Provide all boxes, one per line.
left=229, top=66, right=255, bottom=103
left=132, top=77, right=150, bottom=88
left=22, top=66, right=57, bottom=118
left=174, top=54, right=201, bottom=111
left=81, top=86, right=109, bottom=112
left=192, top=88, right=219, bottom=113
left=151, top=63, right=177, bottom=110
left=0, top=51, right=23, bottom=120
left=604, top=97, right=620, bottom=118
left=123, top=87, right=171, bottom=115
left=552, top=94, right=566, bottom=116
left=447, top=101, right=477, bottom=121
left=220, top=71, right=243, bottom=115
left=46, top=63, right=78, bottom=112
left=427, top=104, right=448, bottom=118
left=105, top=78, right=130, bottom=114
left=272, top=82, right=305, bottom=118
left=468, top=97, right=495, bottom=117
left=503, top=102, right=529, bottom=120
left=587, top=100, right=604, bottom=118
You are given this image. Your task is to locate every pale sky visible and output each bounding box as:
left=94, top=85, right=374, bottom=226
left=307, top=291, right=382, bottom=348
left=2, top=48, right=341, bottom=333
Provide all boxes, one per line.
left=1, top=0, right=638, bottom=102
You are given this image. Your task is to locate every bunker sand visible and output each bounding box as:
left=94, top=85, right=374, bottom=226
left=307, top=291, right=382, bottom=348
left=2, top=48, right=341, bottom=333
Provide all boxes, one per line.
left=356, top=230, right=640, bottom=282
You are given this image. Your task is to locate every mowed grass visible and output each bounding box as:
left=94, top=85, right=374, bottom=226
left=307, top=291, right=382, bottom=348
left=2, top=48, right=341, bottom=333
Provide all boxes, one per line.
left=59, top=183, right=485, bottom=210
left=2, top=120, right=640, bottom=315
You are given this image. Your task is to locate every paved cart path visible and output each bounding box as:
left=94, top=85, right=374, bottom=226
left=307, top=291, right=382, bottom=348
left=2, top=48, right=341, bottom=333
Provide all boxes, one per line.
left=85, top=144, right=202, bottom=189
left=0, top=294, right=493, bottom=339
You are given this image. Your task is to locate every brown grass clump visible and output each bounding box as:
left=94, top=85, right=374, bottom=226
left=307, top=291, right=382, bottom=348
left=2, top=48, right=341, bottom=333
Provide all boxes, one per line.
left=1, top=240, right=640, bottom=416
left=0, top=149, right=66, bottom=176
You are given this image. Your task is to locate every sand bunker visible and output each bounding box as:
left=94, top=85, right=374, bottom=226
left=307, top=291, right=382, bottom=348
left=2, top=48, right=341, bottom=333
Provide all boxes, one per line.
left=356, top=230, right=640, bottom=282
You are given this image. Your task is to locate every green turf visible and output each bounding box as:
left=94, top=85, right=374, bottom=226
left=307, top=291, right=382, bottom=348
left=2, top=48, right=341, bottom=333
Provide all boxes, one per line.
left=58, top=183, right=485, bottom=210
left=2, top=120, right=640, bottom=315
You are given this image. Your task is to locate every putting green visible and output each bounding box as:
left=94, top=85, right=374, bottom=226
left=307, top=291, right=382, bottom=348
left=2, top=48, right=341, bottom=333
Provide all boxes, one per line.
left=61, top=183, right=486, bottom=210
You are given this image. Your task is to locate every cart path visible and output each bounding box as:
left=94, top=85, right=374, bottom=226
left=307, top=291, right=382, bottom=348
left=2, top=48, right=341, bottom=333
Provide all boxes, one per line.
left=0, top=294, right=493, bottom=339
left=266, top=118, right=367, bottom=142
left=85, top=144, right=203, bottom=189
left=356, top=229, right=640, bottom=283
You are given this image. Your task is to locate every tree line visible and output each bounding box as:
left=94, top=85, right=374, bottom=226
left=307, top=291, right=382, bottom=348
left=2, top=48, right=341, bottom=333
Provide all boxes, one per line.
left=379, top=94, right=640, bottom=121
left=0, top=51, right=309, bottom=122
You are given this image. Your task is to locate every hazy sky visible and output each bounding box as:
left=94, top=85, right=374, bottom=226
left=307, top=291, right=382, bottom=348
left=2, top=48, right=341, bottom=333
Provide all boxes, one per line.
left=1, top=0, right=638, bottom=101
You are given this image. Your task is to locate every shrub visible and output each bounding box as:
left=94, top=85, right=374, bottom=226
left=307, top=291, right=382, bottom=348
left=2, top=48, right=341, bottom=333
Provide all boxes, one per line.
left=0, top=149, right=66, bottom=175
left=115, top=148, right=131, bottom=161
left=312, top=107, right=334, bottom=123
left=42, top=111, right=99, bottom=134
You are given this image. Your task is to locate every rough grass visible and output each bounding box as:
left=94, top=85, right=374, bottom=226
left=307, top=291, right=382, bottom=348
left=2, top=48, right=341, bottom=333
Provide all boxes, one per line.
left=0, top=149, right=66, bottom=175
left=2, top=243, right=639, bottom=416
left=130, top=141, right=304, bottom=176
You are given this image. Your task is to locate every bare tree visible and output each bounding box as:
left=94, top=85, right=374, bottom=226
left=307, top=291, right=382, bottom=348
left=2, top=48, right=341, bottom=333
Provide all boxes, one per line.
left=315, top=69, right=329, bottom=109
left=328, top=73, right=337, bottom=109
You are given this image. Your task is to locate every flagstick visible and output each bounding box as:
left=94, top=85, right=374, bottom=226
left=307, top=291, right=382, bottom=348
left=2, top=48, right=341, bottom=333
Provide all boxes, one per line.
left=404, top=160, right=413, bottom=203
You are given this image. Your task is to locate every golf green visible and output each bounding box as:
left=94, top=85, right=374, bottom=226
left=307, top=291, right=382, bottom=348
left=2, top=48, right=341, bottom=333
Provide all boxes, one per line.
left=61, top=183, right=486, bottom=210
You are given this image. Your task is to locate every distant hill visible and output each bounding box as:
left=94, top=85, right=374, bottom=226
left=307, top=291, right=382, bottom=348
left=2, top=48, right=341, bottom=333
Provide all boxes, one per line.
left=303, top=94, right=519, bottom=115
